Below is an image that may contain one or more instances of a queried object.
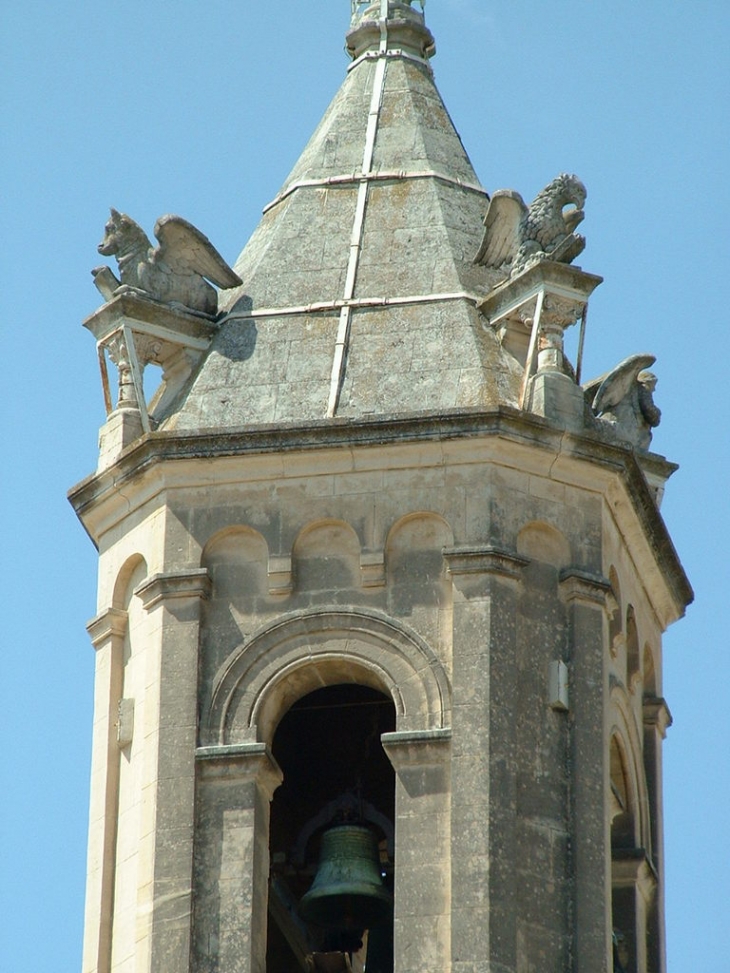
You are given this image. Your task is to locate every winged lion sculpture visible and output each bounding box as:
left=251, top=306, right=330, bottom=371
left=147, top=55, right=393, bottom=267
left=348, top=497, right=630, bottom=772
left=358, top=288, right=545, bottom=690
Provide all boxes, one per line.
left=584, top=353, right=661, bottom=450
left=92, top=209, right=242, bottom=317
left=475, top=173, right=587, bottom=278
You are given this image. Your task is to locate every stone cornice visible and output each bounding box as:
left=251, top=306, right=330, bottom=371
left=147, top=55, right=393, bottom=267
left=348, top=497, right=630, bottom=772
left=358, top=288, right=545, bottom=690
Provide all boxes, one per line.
left=642, top=695, right=673, bottom=737
left=135, top=569, right=211, bottom=610
left=443, top=546, right=528, bottom=583
left=381, top=728, right=451, bottom=769
left=611, top=848, right=658, bottom=896
left=559, top=568, right=612, bottom=608
left=196, top=742, right=283, bottom=798
left=86, top=607, right=128, bottom=648
left=67, top=407, right=692, bottom=620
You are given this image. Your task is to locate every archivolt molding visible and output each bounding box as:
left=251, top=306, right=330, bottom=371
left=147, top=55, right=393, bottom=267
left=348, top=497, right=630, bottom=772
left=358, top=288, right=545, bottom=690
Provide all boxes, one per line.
left=610, top=682, right=651, bottom=851
left=203, top=607, right=451, bottom=747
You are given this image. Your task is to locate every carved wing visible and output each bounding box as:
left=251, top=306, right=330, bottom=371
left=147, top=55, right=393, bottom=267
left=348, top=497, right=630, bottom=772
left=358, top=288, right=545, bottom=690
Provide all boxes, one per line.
left=154, top=215, right=242, bottom=289
left=474, top=190, right=527, bottom=267
left=591, top=354, right=656, bottom=415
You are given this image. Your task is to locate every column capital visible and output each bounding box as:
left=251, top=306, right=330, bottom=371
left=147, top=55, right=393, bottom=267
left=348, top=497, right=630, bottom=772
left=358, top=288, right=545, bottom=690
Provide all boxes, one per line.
left=86, top=606, right=128, bottom=648
left=381, top=728, right=451, bottom=769
left=444, top=546, right=528, bottom=584
left=135, top=568, right=211, bottom=610
left=558, top=568, right=611, bottom=607
left=612, top=849, right=658, bottom=899
left=196, top=742, right=283, bottom=799
left=643, top=695, right=673, bottom=737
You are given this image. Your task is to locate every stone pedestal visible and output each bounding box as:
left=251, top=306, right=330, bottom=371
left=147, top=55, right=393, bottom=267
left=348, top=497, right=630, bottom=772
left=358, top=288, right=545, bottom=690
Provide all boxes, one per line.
left=528, top=370, right=586, bottom=432
left=97, top=409, right=145, bottom=472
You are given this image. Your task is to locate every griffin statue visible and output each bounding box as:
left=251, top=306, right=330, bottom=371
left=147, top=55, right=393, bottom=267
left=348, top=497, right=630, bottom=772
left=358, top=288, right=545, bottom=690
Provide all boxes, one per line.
left=92, top=209, right=242, bottom=317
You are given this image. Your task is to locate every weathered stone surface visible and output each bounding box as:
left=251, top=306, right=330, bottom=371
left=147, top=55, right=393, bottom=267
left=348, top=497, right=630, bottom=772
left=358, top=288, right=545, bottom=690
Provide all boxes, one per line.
left=74, top=7, right=691, bottom=973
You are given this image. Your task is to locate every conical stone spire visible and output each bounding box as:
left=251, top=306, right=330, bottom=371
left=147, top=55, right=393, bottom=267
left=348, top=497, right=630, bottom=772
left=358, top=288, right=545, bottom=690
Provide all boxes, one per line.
left=160, top=5, right=521, bottom=431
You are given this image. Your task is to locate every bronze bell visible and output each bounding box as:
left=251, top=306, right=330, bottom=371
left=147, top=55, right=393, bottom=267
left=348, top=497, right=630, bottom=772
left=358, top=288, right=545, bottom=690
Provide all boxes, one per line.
left=299, top=825, right=392, bottom=930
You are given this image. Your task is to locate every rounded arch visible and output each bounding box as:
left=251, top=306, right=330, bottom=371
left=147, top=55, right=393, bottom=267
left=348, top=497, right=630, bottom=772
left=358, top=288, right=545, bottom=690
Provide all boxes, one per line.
left=112, top=553, right=148, bottom=610
left=626, top=605, right=640, bottom=690
left=385, top=511, right=454, bottom=613
left=643, top=643, right=657, bottom=697
left=201, top=525, right=269, bottom=601
left=292, top=519, right=362, bottom=592
left=203, top=607, right=451, bottom=746
left=516, top=521, right=570, bottom=567
left=201, top=524, right=270, bottom=563
left=385, top=510, right=454, bottom=551
left=608, top=566, right=623, bottom=655
left=610, top=684, right=651, bottom=851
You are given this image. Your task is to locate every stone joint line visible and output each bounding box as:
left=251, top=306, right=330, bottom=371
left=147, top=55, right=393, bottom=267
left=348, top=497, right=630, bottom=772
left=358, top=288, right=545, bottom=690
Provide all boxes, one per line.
left=262, top=169, right=488, bottom=215
left=219, top=290, right=482, bottom=324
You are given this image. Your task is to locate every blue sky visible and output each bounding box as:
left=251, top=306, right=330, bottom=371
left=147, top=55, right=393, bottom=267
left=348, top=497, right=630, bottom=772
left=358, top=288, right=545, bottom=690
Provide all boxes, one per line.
left=1, top=2, right=728, bottom=970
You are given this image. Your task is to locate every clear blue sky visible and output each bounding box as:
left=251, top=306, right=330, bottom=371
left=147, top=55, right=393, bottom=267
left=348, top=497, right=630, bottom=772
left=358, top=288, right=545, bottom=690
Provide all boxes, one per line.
left=1, top=2, right=728, bottom=971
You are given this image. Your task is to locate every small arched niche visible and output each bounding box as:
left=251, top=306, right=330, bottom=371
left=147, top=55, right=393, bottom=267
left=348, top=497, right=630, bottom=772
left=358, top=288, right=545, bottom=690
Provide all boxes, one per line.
left=516, top=521, right=570, bottom=567
left=202, top=526, right=269, bottom=605
left=608, top=567, right=622, bottom=656
left=293, top=521, right=361, bottom=594
left=626, top=606, right=640, bottom=690
left=267, top=683, right=396, bottom=973
left=385, top=513, right=453, bottom=614
left=610, top=734, right=637, bottom=851
left=642, top=644, right=657, bottom=698
left=112, top=554, right=148, bottom=669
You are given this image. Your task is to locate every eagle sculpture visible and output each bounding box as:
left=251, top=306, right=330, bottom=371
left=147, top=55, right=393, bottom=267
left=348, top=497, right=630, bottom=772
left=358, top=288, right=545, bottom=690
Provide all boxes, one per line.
left=475, top=173, right=587, bottom=278
left=92, top=209, right=242, bottom=317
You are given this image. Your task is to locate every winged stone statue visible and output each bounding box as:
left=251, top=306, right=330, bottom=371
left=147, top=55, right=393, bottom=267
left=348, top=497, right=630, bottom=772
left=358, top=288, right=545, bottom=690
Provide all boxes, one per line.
left=92, top=209, right=242, bottom=317
left=585, top=354, right=661, bottom=450
left=475, top=173, right=587, bottom=278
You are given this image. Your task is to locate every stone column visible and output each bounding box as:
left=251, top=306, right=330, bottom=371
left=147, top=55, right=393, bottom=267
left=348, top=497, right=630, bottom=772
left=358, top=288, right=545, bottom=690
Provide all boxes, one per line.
left=559, top=569, right=612, bottom=973
left=642, top=696, right=672, bottom=973
left=444, top=547, right=527, bottom=973
left=82, top=608, right=128, bottom=973
left=381, top=728, right=451, bottom=973
left=134, top=569, right=212, bottom=973
left=193, top=744, right=283, bottom=973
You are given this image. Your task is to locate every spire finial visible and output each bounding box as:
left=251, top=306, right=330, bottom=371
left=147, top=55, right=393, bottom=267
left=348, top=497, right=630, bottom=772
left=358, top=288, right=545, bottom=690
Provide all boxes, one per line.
left=347, top=1, right=434, bottom=60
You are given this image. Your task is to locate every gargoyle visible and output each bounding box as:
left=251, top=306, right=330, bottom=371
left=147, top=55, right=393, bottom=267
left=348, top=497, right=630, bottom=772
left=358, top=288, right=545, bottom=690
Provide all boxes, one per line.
left=92, top=209, right=242, bottom=317
left=475, top=173, right=587, bottom=277
left=585, top=354, right=661, bottom=451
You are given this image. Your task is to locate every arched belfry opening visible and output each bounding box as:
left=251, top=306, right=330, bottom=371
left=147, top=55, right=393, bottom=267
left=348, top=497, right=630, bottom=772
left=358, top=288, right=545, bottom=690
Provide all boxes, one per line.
left=267, top=683, right=397, bottom=973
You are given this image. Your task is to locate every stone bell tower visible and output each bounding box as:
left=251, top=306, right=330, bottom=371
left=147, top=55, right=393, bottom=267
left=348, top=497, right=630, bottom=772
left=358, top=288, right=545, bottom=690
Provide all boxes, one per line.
left=71, top=4, right=691, bottom=973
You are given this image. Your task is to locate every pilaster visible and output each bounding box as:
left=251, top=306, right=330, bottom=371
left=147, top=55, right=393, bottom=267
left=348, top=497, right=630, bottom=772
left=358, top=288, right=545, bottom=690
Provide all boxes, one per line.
left=559, top=569, right=613, bottom=973
left=642, top=696, right=672, bottom=973
left=382, top=729, right=452, bottom=973
left=444, top=546, right=527, bottom=973
left=132, top=569, right=211, bottom=973
left=193, top=744, right=283, bottom=973
left=83, top=608, right=128, bottom=973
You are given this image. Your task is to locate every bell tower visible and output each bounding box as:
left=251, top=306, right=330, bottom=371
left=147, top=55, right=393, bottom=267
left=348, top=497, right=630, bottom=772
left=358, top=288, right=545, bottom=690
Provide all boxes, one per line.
left=71, top=4, right=691, bottom=973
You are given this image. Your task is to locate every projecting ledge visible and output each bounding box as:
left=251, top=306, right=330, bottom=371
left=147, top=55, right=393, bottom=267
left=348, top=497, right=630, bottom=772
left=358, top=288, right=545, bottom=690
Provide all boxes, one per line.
left=196, top=742, right=283, bottom=796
